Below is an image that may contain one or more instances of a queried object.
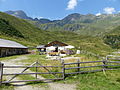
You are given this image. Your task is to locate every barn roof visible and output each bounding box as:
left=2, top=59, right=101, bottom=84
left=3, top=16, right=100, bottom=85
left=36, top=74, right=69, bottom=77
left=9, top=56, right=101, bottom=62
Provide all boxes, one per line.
left=45, top=41, right=68, bottom=47
left=0, top=39, right=28, bottom=48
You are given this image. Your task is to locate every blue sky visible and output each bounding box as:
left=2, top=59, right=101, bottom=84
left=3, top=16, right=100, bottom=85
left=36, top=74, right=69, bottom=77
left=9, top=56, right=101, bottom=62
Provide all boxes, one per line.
left=0, top=0, right=120, bottom=20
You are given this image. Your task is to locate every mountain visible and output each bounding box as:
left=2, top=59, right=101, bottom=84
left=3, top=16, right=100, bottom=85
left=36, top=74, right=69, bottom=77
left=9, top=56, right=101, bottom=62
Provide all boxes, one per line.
left=5, top=10, right=33, bottom=20
left=27, top=13, right=120, bottom=36
left=4, top=10, right=120, bottom=38
left=4, top=10, right=53, bottom=24
left=0, top=11, right=113, bottom=56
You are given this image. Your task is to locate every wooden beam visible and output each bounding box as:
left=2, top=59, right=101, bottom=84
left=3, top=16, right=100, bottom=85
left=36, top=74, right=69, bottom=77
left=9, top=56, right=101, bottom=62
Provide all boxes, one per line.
left=0, top=62, right=4, bottom=85
left=65, top=69, right=103, bottom=75
left=64, top=61, right=103, bottom=65
left=65, top=65, right=104, bottom=70
left=62, top=59, right=65, bottom=80
left=3, top=66, right=62, bottom=68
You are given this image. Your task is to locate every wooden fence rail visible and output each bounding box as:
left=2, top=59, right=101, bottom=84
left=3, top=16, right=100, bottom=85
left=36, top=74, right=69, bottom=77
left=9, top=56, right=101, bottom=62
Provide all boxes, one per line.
left=3, top=66, right=62, bottom=68
left=3, top=72, right=63, bottom=76
left=64, top=60, right=103, bottom=65
left=0, top=56, right=120, bottom=85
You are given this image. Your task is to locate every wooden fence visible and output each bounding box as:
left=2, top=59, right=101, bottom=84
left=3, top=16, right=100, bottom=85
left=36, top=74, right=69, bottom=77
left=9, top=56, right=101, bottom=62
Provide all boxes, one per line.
left=0, top=61, right=63, bottom=85
left=62, top=56, right=120, bottom=79
left=0, top=55, right=120, bottom=85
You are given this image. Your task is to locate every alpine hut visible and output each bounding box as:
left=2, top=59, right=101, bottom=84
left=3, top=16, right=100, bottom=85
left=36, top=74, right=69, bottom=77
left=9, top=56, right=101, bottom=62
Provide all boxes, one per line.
left=37, top=41, right=75, bottom=56
left=0, top=39, right=28, bottom=57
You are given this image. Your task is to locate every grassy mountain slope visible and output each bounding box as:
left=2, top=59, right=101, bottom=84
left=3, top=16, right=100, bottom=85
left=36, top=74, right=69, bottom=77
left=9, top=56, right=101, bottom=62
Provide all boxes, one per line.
left=0, top=12, right=53, bottom=46
left=0, top=12, right=113, bottom=56
left=0, top=18, right=23, bottom=38
left=67, top=36, right=113, bottom=56
left=104, top=26, right=120, bottom=49
left=0, top=12, right=78, bottom=46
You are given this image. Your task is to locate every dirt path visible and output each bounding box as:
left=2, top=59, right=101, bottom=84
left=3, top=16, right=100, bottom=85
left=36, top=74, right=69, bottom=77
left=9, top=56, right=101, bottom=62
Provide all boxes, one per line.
left=1, top=55, right=76, bottom=90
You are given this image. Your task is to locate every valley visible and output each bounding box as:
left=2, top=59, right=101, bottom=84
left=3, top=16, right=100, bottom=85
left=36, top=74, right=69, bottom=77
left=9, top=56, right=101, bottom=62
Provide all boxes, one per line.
left=0, top=10, right=120, bottom=90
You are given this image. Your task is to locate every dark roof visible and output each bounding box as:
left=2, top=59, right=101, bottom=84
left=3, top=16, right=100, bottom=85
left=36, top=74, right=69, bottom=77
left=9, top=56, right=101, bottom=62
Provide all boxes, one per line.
left=36, top=45, right=45, bottom=49
left=0, top=39, right=28, bottom=48
left=45, top=41, right=68, bottom=47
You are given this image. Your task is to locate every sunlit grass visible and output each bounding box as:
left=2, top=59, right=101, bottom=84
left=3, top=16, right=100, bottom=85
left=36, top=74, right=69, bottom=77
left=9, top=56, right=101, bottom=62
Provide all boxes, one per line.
left=59, top=69, right=120, bottom=90
left=0, top=55, right=25, bottom=61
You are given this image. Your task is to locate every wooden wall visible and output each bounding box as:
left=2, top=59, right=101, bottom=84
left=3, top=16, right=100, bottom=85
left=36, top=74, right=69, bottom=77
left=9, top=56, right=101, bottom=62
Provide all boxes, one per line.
left=0, top=48, right=28, bottom=57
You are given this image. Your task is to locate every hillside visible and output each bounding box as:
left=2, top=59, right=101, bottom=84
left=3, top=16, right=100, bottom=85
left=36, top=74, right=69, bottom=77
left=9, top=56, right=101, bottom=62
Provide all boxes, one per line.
left=0, top=18, right=23, bottom=38
left=0, top=12, right=79, bottom=46
left=0, top=12, right=114, bottom=56
left=104, top=26, right=120, bottom=49
left=1, top=12, right=87, bottom=46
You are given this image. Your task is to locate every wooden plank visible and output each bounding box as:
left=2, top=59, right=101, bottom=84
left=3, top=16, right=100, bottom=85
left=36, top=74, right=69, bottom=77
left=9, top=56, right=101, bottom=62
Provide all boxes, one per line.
left=106, top=65, right=120, bottom=67
left=65, top=69, right=103, bottom=75
left=62, top=60, right=65, bottom=80
left=64, top=61, right=103, bottom=65
left=107, top=61, right=120, bottom=63
left=105, top=68, right=120, bottom=70
left=77, top=59, right=80, bottom=72
left=3, top=65, right=62, bottom=68
left=2, top=78, right=63, bottom=84
left=36, top=62, right=38, bottom=79
left=3, top=72, right=63, bottom=75
left=0, top=62, right=4, bottom=85
left=108, top=59, right=120, bottom=61
left=65, top=65, right=104, bottom=70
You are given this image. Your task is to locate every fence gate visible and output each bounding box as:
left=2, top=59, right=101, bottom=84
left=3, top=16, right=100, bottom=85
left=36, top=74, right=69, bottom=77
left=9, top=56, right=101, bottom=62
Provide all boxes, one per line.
left=0, top=61, right=64, bottom=85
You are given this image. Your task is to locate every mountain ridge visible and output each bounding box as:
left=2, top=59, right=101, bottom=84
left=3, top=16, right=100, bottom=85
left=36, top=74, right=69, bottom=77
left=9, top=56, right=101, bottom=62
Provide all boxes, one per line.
left=4, top=10, right=120, bottom=37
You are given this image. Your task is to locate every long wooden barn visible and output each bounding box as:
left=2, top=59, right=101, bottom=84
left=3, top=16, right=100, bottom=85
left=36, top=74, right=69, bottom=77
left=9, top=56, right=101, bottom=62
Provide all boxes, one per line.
left=0, top=39, right=28, bottom=57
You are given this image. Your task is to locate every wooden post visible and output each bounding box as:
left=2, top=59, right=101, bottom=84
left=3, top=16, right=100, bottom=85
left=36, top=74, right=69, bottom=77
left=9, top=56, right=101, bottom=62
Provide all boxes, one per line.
left=0, top=62, right=4, bottom=85
left=77, top=59, right=80, bottom=72
left=35, top=61, right=38, bottom=79
left=103, top=57, right=107, bottom=69
left=62, top=59, right=65, bottom=80
left=105, top=56, right=108, bottom=68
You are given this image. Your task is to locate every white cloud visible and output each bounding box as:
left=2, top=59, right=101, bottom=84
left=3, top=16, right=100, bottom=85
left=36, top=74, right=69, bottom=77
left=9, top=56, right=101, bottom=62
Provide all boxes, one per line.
left=66, top=0, right=78, bottom=10
left=96, top=12, right=101, bottom=16
left=103, top=7, right=116, bottom=14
